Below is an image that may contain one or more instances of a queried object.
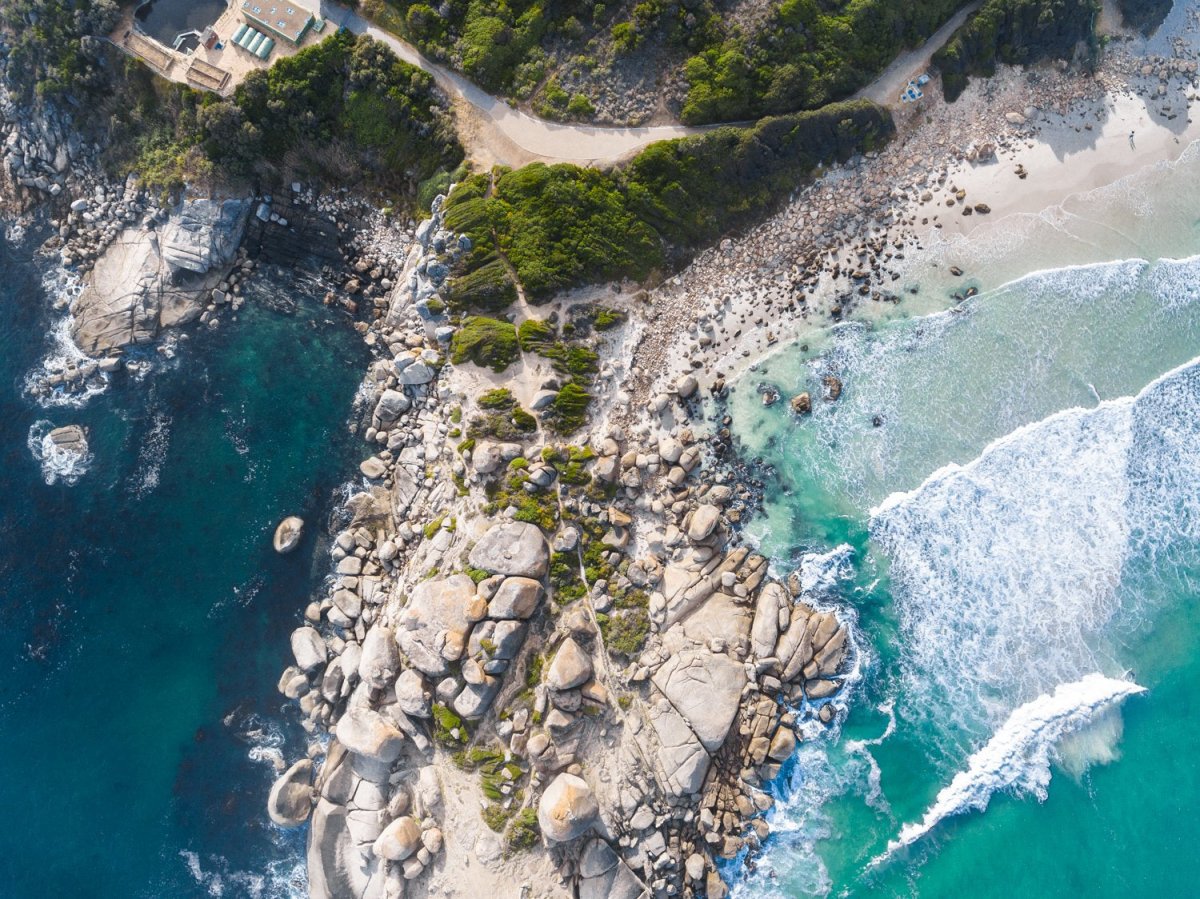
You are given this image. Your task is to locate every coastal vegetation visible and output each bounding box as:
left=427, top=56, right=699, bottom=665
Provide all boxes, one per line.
left=441, top=99, right=892, bottom=308
left=679, top=0, right=964, bottom=123
left=1115, top=0, right=1172, bottom=33
left=933, top=0, right=1099, bottom=101
left=0, top=0, right=119, bottom=101
left=450, top=317, right=520, bottom=371
left=22, top=25, right=463, bottom=198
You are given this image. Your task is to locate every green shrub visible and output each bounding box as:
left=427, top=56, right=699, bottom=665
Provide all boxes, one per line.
left=479, top=387, right=517, bottom=409
left=518, top=318, right=556, bottom=352
left=432, top=703, right=467, bottom=744
left=600, top=606, right=650, bottom=657
left=451, top=317, right=520, bottom=372
left=545, top=382, right=593, bottom=434
left=483, top=803, right=514, bottom=832
left=933, top=0, right=1099, bottom=101
left=505, top=808, right=541, bottom=853
left=592, top=307, right=625, bottom=329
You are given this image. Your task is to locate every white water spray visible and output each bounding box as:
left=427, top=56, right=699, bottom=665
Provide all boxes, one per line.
left=873, top=673, right=1145, bottom=865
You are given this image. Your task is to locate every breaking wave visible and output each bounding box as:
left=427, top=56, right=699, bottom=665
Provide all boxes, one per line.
left=874, top=674, right=1145, bottom=865
left=869, top=353, right=1200, bottom=742
left=180, top=850, right=307, bottom=899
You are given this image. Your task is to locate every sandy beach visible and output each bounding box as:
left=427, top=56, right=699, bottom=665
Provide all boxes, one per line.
left=617, top=3, right=1200, bottom=406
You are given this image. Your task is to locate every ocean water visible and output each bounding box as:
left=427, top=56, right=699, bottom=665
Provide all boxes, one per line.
left=0, top=221, right=367, bottom=897
left=727, top=143, right=1200, bottom=896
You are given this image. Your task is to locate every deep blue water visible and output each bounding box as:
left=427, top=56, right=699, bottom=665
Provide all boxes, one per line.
left=0, top=222, right=367, bottom=897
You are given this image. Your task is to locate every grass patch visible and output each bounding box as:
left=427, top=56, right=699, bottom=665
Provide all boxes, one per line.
left=505, top=808, right=541, bottom=854
left=451, top=317, right=520, bottom=372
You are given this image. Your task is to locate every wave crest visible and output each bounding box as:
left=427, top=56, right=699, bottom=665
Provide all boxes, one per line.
left=874, top=674, right=1145, bottom=865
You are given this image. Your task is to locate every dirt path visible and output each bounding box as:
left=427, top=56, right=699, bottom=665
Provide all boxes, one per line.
left=318, top=0, right=705, bottom=167
left=856, top=1, right=983, bottom=108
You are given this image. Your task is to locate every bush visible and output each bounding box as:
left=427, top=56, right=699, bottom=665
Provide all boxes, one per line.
left=518, top=318, right=556, bottom=352
left=432, top=703, right=467, bottom=744
left=600, top=606, right=650, bottom=657
left=546, top=382, right=593, bottom=434
left=505, top=808, right=541, bottom=853
left=478, top=387, right=518, bottom=409
left=451, top=317, right=520, bottom=371
left=933, top=0, right=1099, bottom=101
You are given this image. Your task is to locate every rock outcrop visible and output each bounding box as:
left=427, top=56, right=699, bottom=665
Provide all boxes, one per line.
left=267, top=758, right=315, bottom=827
left=70, top=197, right=249, bottom=355
left=273, top=516, right=305, bottom=553
left=537, top=773, right=599, bottom=843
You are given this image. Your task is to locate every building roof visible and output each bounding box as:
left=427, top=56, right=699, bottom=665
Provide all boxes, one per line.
left=241, top=0, right=313, bottom=43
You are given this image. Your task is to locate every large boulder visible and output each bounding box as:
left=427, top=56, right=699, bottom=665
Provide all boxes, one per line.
left=291, top=626, right=327, bottom=673
left=159, top=198, right=249, bottom=273
left=468, top=521, right=549, bottom=579
left=687, top=505, right=720, bottom=542
left=546, top=638, right=593, bottom=691
left=334, top=707, right=405, bottom=763
left=396, top=574, right=476, bottom=676
left=372, top=815, right=421, bottom=861
left=394, top=668, right=431, bottom=717
left=373, top=389, right=411, bottom=424
left=487, top=577, right=543, bottom=619
left=751, top=582, right=788, bottom=659
left=652, top=650, right=746, bottom=751
left=267, top=758, right=314, bottom=827
left=273, top=516, right=304, bottom=553
left=537, top=773, right=599, bottom=843
left=358, top=626, right=399, bottom=690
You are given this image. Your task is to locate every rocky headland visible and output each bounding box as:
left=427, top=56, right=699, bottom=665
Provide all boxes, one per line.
left=4, top=3, right=1198, bottom=896
left=260, top=196, right=854, bottom=899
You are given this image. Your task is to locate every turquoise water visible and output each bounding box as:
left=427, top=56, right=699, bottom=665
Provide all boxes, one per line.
left=0, top=222, right=366, bottom=896
left=727, top=146, right=1200, bottom=896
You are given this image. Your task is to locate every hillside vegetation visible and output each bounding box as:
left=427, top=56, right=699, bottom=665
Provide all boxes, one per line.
left=109, top=30, right=463, bottom=195
left=442, top=99, right=893, bottom=306
left=933, top=0, right=1098, bottom=101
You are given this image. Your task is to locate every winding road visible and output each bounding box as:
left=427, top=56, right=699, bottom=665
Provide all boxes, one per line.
left=318, top=1, right=704, bottom=167
left=117, top=0, right=975, bottom=168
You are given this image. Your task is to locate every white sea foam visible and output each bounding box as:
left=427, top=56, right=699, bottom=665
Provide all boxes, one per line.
left=869, top=353, right=1200, bottom=740
left=24, top=313, right=111, bottom=409
left=180, top=849, right=307, bottom=899
left=27, top=420, right=93, bottom=486
left=873, top=674, right=1145, bottom=865
left=129, top=409, right=171, bottom=499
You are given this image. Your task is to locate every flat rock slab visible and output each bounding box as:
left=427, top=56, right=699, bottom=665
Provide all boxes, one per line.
left=652, top=649, right=746, bottom=752
left=468, top=521, right=549, bottom=579
left=396, top=574, right=476, bottom=676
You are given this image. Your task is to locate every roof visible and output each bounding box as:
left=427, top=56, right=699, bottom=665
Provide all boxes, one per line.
left=241, top=0, right=313, bottom=43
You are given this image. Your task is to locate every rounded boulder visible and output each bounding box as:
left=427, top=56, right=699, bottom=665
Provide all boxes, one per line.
left=537, top=772, right=599, bottom=843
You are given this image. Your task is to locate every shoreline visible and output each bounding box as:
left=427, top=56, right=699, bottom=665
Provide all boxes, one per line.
left=628, top=11, right=1200, bottom=398
left=3, top=5, right=1199, bottom=898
